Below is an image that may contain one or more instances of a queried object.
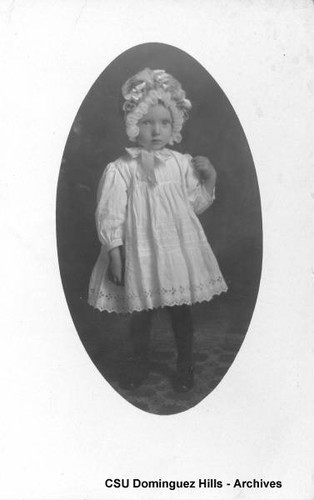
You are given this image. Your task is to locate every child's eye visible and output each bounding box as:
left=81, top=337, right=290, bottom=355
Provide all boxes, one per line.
left=141, top=120, right=151, bottom=125
left=162, top=119, right=171, bottom=125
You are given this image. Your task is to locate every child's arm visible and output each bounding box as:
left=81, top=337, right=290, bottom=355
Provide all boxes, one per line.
left=95, top=161, right=128, bottom=286
left=108, top=246, right=124, bottom=286
left=184, top=154, right=216, bottom=215
left=191, top=156, right=217, bottom=196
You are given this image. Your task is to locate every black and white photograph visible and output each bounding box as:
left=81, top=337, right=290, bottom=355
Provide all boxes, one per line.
left=0, top=1, right=313, bottom=499
left=57, top=43, right=262, bottom=414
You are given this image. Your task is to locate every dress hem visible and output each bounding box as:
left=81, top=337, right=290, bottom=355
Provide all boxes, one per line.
left=88, top=286, right=228, bottom=315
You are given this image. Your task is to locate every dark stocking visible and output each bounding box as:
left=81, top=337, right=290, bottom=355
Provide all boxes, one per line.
left=119, top=310, right=153, bottom=390
left=167, top=305, right=195, bottom=391
left=130, top=310, right=153, bottom=360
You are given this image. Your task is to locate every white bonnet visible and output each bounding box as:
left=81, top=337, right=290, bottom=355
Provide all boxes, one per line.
left=121, top=68, right=192, bottom=144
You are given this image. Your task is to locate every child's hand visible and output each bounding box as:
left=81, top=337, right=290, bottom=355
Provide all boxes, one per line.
left=192, top=156, right=217, bottom=183
left=108, top=246, right=124, bottom=286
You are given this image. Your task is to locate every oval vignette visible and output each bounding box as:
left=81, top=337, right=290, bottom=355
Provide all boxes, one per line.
left=56, top=43, right=263, bottom=415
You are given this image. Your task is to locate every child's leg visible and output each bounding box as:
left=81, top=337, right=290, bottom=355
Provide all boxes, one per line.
left=129, top=310, right=153, bottom=361
left=167, top=305, right=194, bottom=391
left=119, top=310, right=153, bottom=390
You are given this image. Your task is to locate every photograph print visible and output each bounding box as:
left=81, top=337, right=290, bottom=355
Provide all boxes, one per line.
left=56, top=42, right=262, bottom=415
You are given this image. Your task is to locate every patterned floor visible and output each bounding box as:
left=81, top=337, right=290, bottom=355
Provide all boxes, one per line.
left=75, top=289, right=253, bottom=415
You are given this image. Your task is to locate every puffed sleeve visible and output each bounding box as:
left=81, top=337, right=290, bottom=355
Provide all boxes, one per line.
left=95, top=162, right=128, bottom=251
left=183, top=154, right=215, bottom=215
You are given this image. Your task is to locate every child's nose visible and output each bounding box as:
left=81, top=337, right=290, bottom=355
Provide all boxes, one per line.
left=152, top=123, right=161, bottom=135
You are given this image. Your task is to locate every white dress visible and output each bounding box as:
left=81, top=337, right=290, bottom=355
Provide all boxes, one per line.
left=88, top=147, right=228, bottom=313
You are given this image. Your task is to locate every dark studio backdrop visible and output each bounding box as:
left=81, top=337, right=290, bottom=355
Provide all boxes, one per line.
left=56, top=43, right=262, bottom=411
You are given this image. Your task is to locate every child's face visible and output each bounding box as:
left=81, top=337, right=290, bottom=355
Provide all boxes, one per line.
left=137, top=104, right=172, bottom=151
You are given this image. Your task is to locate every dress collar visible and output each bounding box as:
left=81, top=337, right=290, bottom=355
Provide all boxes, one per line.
left=125, top=147, right=173, bottom=161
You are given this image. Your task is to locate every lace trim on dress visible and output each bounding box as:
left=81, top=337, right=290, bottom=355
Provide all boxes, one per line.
left=89, top=276, right=227, bottom=314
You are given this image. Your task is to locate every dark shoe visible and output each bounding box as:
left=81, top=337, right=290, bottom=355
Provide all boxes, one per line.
left=118, top=357, right=150, bottom=390
left=174, top=365, right=194, bottom=392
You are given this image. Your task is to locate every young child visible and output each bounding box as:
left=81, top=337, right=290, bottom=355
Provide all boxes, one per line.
left=88, top=68, right=228, bottom=392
